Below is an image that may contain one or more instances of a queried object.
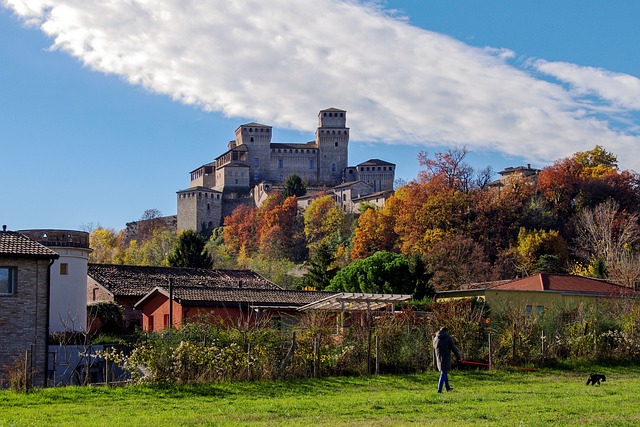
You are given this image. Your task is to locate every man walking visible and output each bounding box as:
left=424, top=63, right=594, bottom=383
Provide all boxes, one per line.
left=433, top=327, right=461, bottom=393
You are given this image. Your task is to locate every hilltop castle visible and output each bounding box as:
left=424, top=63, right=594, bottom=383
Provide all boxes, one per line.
left=176, top=108, right=396, bottom=233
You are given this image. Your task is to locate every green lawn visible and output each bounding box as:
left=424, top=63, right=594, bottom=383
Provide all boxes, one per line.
left=1, top=366, right=639, bottom=426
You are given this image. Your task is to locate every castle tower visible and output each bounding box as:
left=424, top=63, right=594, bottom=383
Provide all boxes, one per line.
left=235, top=122, right=272, bottom=186
left=19, top=229, right=91, bottom=332
left=177, top=187, right=223, bottom=234
left=316, top=108, right=349, bottom=185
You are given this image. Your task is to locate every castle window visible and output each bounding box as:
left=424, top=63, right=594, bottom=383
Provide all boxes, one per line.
left=207, top=203, right=210, bottom=211
left=254, top=158, right=259, bottom=167
left=323, top=112, right=327, bottom=117
left=250, top=137, right=254, bottom=142
left=332, top=131, right=336, bottom=135
left=260, top=128, right=264, bottom=132
left=331, top=163, right=336, bottom=172
left=329, top=113, right=333, bottom=117
left=278, top=174, right=284, bottom=180
left=340, top=113, right=344, bottom=117
left=335, top=142, right=338, bottom=147
left=338, top=131, right=341, bottom=135
left=309, top=159, right=314, bottom=169
left=254, top=172, right=259, bottom=181
left=249, top=128, right=253, bottom=132
left=278, top=159, right=283, bottom=168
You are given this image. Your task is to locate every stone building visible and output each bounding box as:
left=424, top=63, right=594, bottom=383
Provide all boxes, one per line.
left=177, top=108, right=396, bottom=233
left=0, top=227, right=59, bottom=388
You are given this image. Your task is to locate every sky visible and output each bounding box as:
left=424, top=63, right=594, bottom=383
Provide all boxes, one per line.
left=2, top=1, right=640, bottom=232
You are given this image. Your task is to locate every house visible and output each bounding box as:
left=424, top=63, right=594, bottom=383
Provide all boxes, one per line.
left=134, top=285, right=334, bottom=331
left=87, top=264, right=282, bottom=330
left=436, top=273, right=638, bottom=316
left=19, top=229, right=91, bottom=332
left=0, top=227, right=59, bottom=387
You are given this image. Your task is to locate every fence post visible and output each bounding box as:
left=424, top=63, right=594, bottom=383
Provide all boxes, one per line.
left=24, top=349, right=30, bottom=392
left=541, top=330, right=546, bottom=364
left=488, top=332, right=493, bottom=369
left=375, top=335, right=380, bottom=375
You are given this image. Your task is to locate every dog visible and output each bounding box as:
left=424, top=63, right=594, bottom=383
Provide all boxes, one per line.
left=586, top=373, right=606, bottom=386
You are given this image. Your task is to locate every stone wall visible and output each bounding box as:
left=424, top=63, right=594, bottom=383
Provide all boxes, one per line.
left=0, top=257, right=51, bottom=388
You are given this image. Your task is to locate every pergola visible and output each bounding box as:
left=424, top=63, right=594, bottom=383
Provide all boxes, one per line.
left=297, top=292, right=413, bottom=312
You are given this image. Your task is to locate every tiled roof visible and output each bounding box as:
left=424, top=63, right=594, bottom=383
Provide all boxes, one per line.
left=320, top=107, right=346, bottom=112
left=493, top=273, right=634, bottom=295
left=0, top=230, right=59, bottom=259
left=88, top=264, right=281, bottom=297
left=271, top=142, right=318, bottom=150
left=357, top=159, right=395, bottom=167
left=148, top=286, right=335, bottom=307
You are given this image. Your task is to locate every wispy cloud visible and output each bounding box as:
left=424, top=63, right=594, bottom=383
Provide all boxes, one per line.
left=4, top=0, right=640, bottom=169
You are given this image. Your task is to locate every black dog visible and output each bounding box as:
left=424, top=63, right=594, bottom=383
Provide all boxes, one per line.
left=586, top=373, right=606, bottom=385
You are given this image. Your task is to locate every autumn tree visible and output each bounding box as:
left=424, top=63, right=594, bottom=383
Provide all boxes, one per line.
left=350, top=207, right=397, bottom=259
left=425, top=235, right=492, bottom=290
left=304, top=196, right=352, bottom=259
left=223, top=204, right=258, bottom=256
left=168, top=230, right=212, bottom=268
left=574, top=199, right=640, bottom=286
left=512, top=228, right=568, bottom=276
left=89, top=227, right=119, bottom=263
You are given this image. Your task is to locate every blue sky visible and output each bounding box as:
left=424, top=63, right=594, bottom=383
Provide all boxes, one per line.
left=2, top=1, right=640, bottom=232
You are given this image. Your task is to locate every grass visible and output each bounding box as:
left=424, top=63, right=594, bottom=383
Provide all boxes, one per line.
left=1, top=365, right=640, bottom=426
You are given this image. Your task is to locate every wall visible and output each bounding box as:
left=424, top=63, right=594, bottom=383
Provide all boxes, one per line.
left=0, top=257, right=51, bottom=387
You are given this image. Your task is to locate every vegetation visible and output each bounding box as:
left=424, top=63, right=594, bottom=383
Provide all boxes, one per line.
left=86, top=145, right=640, bottom=293
left=2, top=366, right=640, bottom=426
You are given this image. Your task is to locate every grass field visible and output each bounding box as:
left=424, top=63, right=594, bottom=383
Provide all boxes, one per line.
left=1, top=365, right=639, bottom=426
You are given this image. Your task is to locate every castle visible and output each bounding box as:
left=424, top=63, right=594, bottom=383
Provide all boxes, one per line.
left=176, top=108, right=396, bottom=233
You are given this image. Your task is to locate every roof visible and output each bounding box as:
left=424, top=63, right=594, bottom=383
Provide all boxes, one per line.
left=238, top=122, right=271, bottom=128
left=493, top=273, right=634, bottom=295
left=88, top=264, right=281, bottom=298
left=271, top=142, right=318, bottom=150
left=333, top=180, right=372, bottom=190
left=298, top=292, right=412, bottom=311
left=0, top=230, right=59, bottom=259
left=176, top=186, right=222, bottom=194
left=357, top=159, right=395, bottom=167
left=351, top=190, right=393, bottom=202
left=320, top=107, right=346, bottom=113
left=135, top=286, right=335, bottom=308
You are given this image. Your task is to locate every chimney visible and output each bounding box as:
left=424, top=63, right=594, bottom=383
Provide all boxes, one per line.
left=2, top=225, right=6, bottom=232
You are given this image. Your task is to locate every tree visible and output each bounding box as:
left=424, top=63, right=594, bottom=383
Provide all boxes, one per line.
left=303, top=196, right=352, bottom=257
left=223, top=204, right=258, bottom=256
left=282, top=174, right=306, bottom=198
left=512, top=228, right=568, bottom=277
left=89, top=227, right=119, bottom=264
left=168, top=230, right=212, bottom=268
left=574, top=199, right=640, bottom=286
left=328, top=251, right=414, bottom=294
left=350, top=208, right=397, bottom=259
left=303, top=242, right=338, bottom=290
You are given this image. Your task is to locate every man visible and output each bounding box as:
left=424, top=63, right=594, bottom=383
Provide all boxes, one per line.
left=433, top=326, right=461, bottom=393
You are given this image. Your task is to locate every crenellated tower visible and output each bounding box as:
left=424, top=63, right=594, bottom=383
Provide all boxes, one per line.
left=316, top=108, right=349, bottom=185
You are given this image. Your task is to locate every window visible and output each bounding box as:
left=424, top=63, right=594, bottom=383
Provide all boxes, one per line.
left=331, top=163, right=336, bottom=172
left=309, top=159, right=314, bottom=169
left=59, top=263, right=68, bottom=276
left=537, top=306, right=544, bottom=316
left=254, top=172, right=259, bottom=181
left=335, top=142, right=338, bottom=147
left=253, top=157, right=259, bottom=167
left=278, top=159, right=283, bottom=168
left=148, top=316, right=154, bottom=332
left=164, top=314, right=170, bottom=329
left=525, top=305, right=532, bottom=315
left=0, top=267, right=16, bottom=294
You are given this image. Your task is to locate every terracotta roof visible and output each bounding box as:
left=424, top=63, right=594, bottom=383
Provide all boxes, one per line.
left=0, top=230, right=59, bottom=259
left=493, top=273, right=634, bottom=295
left=136, top=286, right=335, bottom=307
left=88, top=264, right=281, bottom=297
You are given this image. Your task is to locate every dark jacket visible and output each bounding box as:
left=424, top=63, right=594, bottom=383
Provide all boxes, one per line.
left=433, top=329, right=461, bottom=371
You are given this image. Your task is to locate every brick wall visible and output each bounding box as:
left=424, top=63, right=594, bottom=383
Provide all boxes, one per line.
left=0, top=257, right=51, bottom=388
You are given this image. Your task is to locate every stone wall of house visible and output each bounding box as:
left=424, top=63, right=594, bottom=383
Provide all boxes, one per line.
left=177, top=188, right=223, bottom=232
left=0, top=257, right=51, bottom=388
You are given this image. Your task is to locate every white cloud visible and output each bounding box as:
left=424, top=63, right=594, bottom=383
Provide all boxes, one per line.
left=3, top=0, right=640, bottom=170
left=534, top=59, right=640, bottom=110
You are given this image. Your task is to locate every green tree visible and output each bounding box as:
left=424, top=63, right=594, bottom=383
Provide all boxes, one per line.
left=282, top=174, right=306, bottom=198
left=168, top=230, right=212, bottom=268
left=328, top=251, right=414, bottom=294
